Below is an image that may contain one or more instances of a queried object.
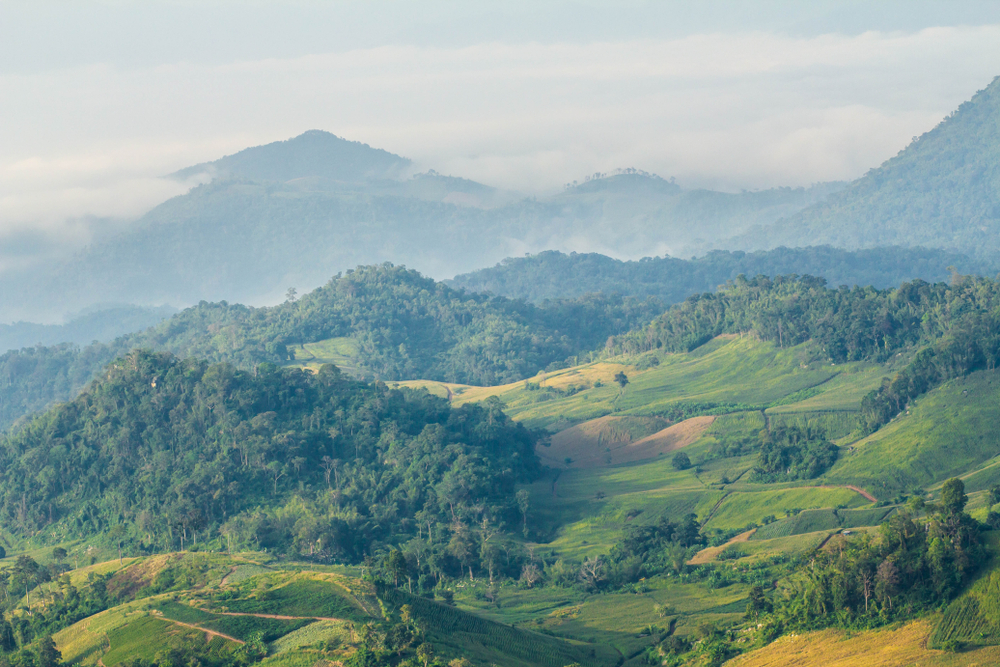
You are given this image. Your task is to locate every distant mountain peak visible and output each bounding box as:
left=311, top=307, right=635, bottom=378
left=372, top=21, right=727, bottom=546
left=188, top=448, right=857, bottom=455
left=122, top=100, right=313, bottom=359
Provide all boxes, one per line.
left=169, top=130, right=413, bottom=184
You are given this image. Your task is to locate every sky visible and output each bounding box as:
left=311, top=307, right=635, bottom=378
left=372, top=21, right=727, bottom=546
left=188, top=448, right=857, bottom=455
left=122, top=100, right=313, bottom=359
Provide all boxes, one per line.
left=2, top=0, right=1000, bottom=262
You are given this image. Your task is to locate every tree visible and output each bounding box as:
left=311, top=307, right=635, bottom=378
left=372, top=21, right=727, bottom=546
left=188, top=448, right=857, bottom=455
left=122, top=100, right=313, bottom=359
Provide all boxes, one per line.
left=579, top=555, right=605, bottom=589
left=321, top=456, right=341, bottom=489
left=666, top=542, right=688, bottom=574
left=614, top=371, right=629, bottom=389
left=385, top=549, right=408, bottom=587
left=447, top=526, right=476, bottom=581
left=941, top=478, right=968, bottom=515
left=906, top=495, right=926, bottom=513
left=516, top=489, right=530, bottom=536
left=267, top=462, right=288, bottom=496
left=36, top=635, right=62, bottom=667
left=672, top=452, right=692, bottom=471
left=416, top=643, right=434, bottom=667
left=0, top=619, right=15, bottom=652
left=745, top=585, right=771, bottom=621
left=990, top=485, right=1000, bottom=507
left=520, top=563, right=542, bottom=588
left=51, top=547, right=67, bottom=563
left=876, top=559, right=900, bottom=609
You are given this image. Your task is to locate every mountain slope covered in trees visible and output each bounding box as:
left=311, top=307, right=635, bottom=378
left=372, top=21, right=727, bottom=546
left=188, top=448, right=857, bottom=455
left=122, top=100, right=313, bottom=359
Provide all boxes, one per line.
left=727, top=75, right=1000, bottom=255
left=448, top=246, right=991, bottom=303
left=0, top=349, right=539, bottom=563
left=7, top=271, right=1000, bottom=666
left=0, top=264, right=661, bottom=432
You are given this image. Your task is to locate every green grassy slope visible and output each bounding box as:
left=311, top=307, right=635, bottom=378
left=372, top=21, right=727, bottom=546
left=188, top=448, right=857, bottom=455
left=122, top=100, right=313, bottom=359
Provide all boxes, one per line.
left=286, top=336, right=362, bottom=376
left=930, top=533, right=1000, bottom=649
left=411, top=336, right=883, bottom=433
left=825, top=370, right=1000, bottom=498
left=381, top=588, right=619, bottom=667
left=45, top=553, right=622, bottom=667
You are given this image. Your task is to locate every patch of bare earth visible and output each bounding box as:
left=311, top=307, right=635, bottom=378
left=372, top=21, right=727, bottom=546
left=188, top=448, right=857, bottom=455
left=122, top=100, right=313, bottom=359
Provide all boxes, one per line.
left=540, top=415, right=714, bottom=468
left=688, top=528, right=755, bottom=565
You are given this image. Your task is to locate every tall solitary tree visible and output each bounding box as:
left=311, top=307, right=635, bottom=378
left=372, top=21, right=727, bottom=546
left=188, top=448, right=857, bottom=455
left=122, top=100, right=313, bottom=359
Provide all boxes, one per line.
left=516, top=489, right=530, bottom=536
left=941, top=477, right=968, bottom=515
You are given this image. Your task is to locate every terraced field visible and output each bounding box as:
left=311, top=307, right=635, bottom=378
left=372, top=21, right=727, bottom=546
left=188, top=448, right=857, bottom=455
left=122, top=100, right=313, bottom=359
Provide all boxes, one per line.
left=729, top=617, right=1000, bottom=667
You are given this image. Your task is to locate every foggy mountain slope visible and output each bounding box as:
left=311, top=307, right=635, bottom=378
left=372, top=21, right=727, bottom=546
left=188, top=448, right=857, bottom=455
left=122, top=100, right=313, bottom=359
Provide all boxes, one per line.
left=552, top=173, right=845, bottom=254
left=0, top=135, right=844, bottom=323
left=170, top=129, right=413, bottom=183
left=725, top=76, right=1000, bottom=254
left=0, top=304, right=176, bottom=354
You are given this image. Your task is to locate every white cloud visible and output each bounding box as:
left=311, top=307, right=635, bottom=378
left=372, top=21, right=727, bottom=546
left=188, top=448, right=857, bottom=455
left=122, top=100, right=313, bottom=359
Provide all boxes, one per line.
left=1, top=24, right=999, bottom=252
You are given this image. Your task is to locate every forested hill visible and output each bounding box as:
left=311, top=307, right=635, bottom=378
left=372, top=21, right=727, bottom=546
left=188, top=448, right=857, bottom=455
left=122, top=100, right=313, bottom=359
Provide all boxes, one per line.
left=0, top=264, right=661, bottom=432
left=0, top=349, right=538, bottom=561
left=448, top=246, right=990, bottom=303
left=726, top=75, right=1000, bottom=254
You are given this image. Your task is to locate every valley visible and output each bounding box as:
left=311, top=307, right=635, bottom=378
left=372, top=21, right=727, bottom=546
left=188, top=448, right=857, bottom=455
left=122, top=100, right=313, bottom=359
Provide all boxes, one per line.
left=7, top=313, right=1000, bottom=666
left=4, top=53, right=1000, bottom=667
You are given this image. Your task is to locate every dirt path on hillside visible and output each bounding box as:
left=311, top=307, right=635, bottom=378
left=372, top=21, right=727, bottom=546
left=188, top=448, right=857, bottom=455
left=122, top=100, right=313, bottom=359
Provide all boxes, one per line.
left=688, top=528, right=756, bottom=565
left=814, top=530, right=843, bottom=552
left=816, top=484, right=878, bottom=503
left=700, top=491, right=732, bottom=526
left=159, top=617, right=244, bottom=644
left=210, top=610, right=347, bottom=622
left=220, top=566, right=238, bottom=586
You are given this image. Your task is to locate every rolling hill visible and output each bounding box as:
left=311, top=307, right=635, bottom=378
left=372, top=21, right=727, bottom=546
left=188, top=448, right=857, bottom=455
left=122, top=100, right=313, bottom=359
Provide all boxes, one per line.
left=0, top=264, right=662, bottom=432
left=7, top=270, right=1000, bottom=665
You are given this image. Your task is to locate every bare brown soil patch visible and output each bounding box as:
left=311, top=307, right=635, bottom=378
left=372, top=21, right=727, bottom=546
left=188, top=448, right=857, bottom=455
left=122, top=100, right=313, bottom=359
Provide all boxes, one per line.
left=540, top=415, right=714, bottom=468
left=688, top=528, right=755, bottom=565
left=107, top=554, right=179, bottom=599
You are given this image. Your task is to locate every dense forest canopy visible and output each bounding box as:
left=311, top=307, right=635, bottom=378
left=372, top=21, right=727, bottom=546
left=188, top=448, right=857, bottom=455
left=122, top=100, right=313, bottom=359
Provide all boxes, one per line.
left=0, top=350, right=538, bottom=564
left=0, top=264, right=661, bottom=433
